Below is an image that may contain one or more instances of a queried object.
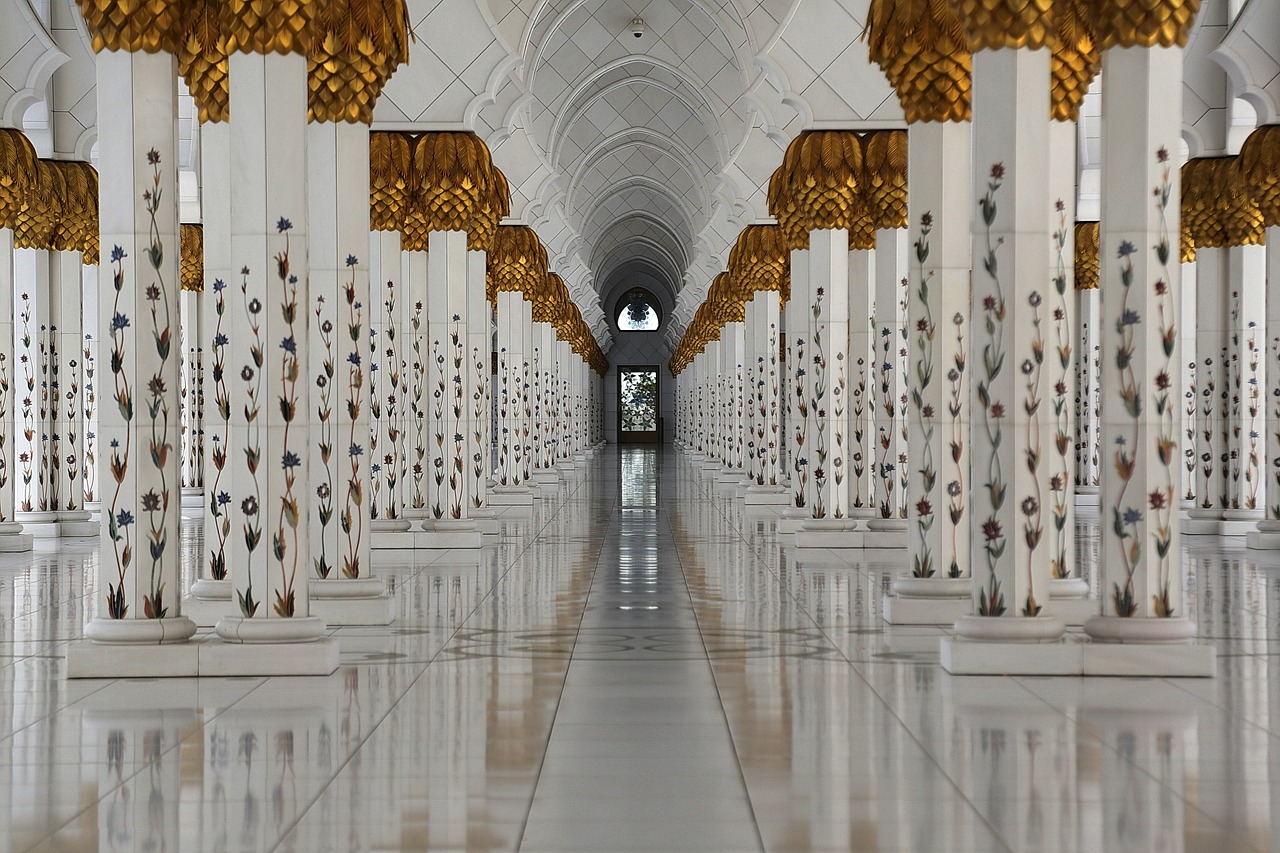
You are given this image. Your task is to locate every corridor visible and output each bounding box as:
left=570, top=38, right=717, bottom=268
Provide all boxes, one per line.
left=0, top=446, right=1277, bottom=851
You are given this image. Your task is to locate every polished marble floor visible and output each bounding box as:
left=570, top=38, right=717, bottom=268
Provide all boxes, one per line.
left=1, top=446, right=1279, bottom=851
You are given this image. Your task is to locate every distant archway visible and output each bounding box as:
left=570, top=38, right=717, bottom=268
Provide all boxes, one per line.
left=615, top=287, right=663, bottom=332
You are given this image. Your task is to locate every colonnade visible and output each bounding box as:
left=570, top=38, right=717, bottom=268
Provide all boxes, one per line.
left=0, top=1, right=606, bottom=676
left=673, top=0, right=1274, bottom=676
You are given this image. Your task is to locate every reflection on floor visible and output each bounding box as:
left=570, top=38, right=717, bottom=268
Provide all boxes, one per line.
left=0, top=445, right=1276, bottom=851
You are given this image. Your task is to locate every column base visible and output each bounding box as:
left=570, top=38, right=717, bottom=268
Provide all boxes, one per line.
left=1049, top=577, right=1097, bottom=626
left=370, top=518, right=414, bottom=549
left=199, top=636, right=339, bottom=676
left=419, top=518, right=483, bottom=549
left=309, top=578, right=394, bottom=626
left=744, top=485, right=790, bottom=506
left=84, top=500, right=102, bottom=521
left=67, top=638, right=201, bottom=678
left=882, top=576, right=970, bottom=625
left=1074, top=486, right=1100, bottom=508
left=1182, top=510, right=1224, bottom=535
left=16, top=510, right=97, bottom=538
left=180, top=487, right=204, bottom=519
left=1221, top=509, right=1264, bottom=536
left=777, top=508, right=808, bottom=534
left=489, top=486, right=535, bottom=506
left=1081, top=616, right=1215, bottom=676
left=184, top=578, right=233, bottom=627
left=795, top=517, right=861, bottom=549
left=1246, top=520, right=1280, bottom=549
left=0, top=521, right=33, bottom=552
left=863, top=518, right=908, bottom=549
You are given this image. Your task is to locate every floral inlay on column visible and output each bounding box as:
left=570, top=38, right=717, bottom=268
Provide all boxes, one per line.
left=409, top=301, right=426, bottom=505
left=313, top=291, right=335, bottom=579
left=341, top=262, right=365, bottom=578
left=947, top=311, right=967, bottom=576
left=270, top=219, right=302, bottom=618
left=207, top=278, right=230, bottom=581
left=911, top=213, right=936, bottom=576
left=237, top=266, right=264, bottom=618
left=1049, top=202, right=1073, bottom=579
left=105, top=245, right=134, bottom=617
left=84, top=332, right=97, bottom=504
left=975, top=163, right=1009, bottom=617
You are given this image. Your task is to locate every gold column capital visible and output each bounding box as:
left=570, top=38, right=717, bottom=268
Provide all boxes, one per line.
left=181, top=224, right=204, bottom=290
left=1073, top=221, right=1098, bottom=290
left=1050, top=0, right=1101, bottom=122
left=308, top=0, right=411, bottom=124
left=770, top=131, right=869, bottom=249
left=405, top=132, right=504, bottom=252
left=728, top=224, right=790, bottom=303
left=0, top=128, right=39, bottom=229
left=220, top=0, right=318, bottom=56
left=488, top=224, right=548, bottom=305
left=862, top=129, right=908, bottom=231
left=370, top=130, right=415, bottom=234
left=956, top=0, right=1055, bottom=52
left=864, top=0, right=972, bottom=123
left=1239, top=124, right=1280, bottom=229
left=1088, top=0, right=1200, bottom=50
left=179, top=0, right=229, bottom=123
left=74, top=0, right=186, bottom=54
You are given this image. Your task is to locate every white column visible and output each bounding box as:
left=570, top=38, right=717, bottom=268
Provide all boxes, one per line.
left=0, top=229, right=31, bottom=550
left=217, top=51, right=322, bottom=642
left=1251, top=229, right=1280, bottom=547
left=466, top=251, right=491, bottom=510
left=368, top=229, right=408, bottom=532
left=178, top=287, right=203, bottom=515
left=306, top=120, right=381, bottom=620
left=964, top=47, right=1058, bottom=627
left=198, top=122, right=232, bottom=596
left=13, top=250, right=50, bottom=521
left=904, top=121, right=971, bottom=582
left=1188, top=248, right=1227, bottom=532
left=871, top=227, right=908, bottom=530
left=494, top=290, right=524, bottom=489
left=404, top=250, right=429, bottom=515
left=49, top=249, right=90, bottom=526
left=720, top=320, right=746, bottom=478
left=1222, top=245, right=1266, bottom=530
left=1090, top=43, right=1191, bottom=632
left=1047, top=120, right=1078, bottom=592
left=518, top=297, right=534, bottom=483
left=785, top=251, right=812, bottom=515
left=1074, top=284, right=1101, bottom=502
left=804, top=229, right=851, bottom=522
left=847, top=248, right=875, bottom=519
left=86, top=48, right=195, bottom=644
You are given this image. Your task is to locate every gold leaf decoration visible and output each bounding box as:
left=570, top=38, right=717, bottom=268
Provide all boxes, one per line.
left=221, top=0, right=317, bottom=56
left=13, top=160, right=67, bottom=251
left=1182, top=156, right=1263, bottom=250
left=862, top=130, right=909, bottom=231
left=1238, top=125, right=1280, bottom=229
left=178, top=0, right=229, bottom=123
left=1087, top=0, right=1200, bottom=50
left=56, top=161, right=100, bottom=263
left=308, top=0, right=411, bottom=123
left=1073, top=221, right=1098, bottom=290
left=956, top=0, right=1054, bottom=52
left=1049, top=0, right=1101, bottom=122
left=0, top=128, right=39, bottom=229
left=403, top=132, right=502, bottom=251
left=180, top=224, right=204, bottom=291
left=488, top=224, right=547, bottom=304
left=864, top=0, right=972, bottom=123
left=74, top=0, right=186, bottom=54
left=728, top=225, right=790, bottom=303
left=370, top=130, right=414, bottom=232
left=1180, top=217, right=1195, bottom=264
left=770, top=131, right=869, bottom=249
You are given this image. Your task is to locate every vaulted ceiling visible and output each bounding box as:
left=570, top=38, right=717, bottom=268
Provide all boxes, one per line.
left=376, top=0, right=904, bottom=354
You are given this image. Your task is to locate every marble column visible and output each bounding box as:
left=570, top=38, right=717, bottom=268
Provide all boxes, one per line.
left=904, top=121, right=971, bottom=583
left=306, top=120, right=385, bottom=622
left=847, top=248, right=875, bottom=521
left=784, top=251, right=812, bottom=520
left=962, top=47, right=1059, bottom=630
left=190, top=122, right=232, bottom=621
left=404, top=250, right=429, bottom=517
left=422, top=230, right=482, bottom=546
left=870, top=227, right=908, bottom=533
left=745, top=289, right=786, bottom=500
left=466, top=253, right=492, bottom=513
left=1047, top=119, right=1082, bottom=613
left=719, top=319, right=746, bottom=482
left=368, top=229, right=409, bottom=535
left=1186, top=247, right=1227, bottom=533
left=518, top=296, right=535, bottom=484
left=802, top=229, right=851, bottom=526
left=493, top=289, right=531, bottom=498
left=1222, top=245, right=1266, bottom=532
left=84, top=48, right=196, bottom=647
left=216, top=51, right=324, bottom=644
left=0, top=229, right=32, bottom=551
left=1250, top=222, right=1280, bottom=548
left=1088, top=40, right=1198, bottom=644
left=1074, top=283, right=1101, bottom=503
left=178, top=286, right=203, bottom=518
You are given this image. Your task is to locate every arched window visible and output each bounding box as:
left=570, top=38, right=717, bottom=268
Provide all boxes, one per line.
left=615, top=288, right=661, bottom=331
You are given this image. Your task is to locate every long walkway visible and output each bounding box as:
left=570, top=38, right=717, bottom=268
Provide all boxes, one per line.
left=0, top=446, right=1276, bottom=851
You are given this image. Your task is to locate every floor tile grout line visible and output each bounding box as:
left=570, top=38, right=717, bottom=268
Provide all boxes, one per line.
left=516, top=465, right=618, bottom=851
left=266, top=473, right=601, bottom=853
left=667, top=457, right=768, bottom=853
left=688, top=456, right=1019, bottom=853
